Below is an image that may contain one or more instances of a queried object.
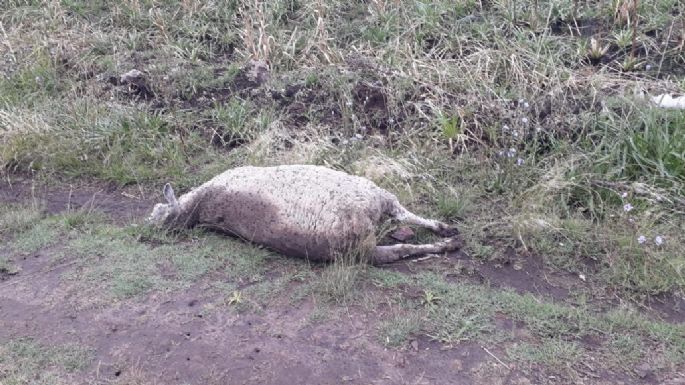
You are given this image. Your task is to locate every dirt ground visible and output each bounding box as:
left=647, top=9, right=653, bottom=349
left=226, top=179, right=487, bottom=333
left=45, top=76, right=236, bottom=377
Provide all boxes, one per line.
left=0, top=179, right=682, bottom=385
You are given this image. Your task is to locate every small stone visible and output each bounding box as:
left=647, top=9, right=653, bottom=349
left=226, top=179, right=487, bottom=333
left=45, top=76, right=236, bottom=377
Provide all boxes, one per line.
left=246, top=59, right=270, bottom=84
left=119, top=69, right=144, bottom=84
left=411, top=340, right=419, bottom=351
left=635, top=362, right=652, bottom=378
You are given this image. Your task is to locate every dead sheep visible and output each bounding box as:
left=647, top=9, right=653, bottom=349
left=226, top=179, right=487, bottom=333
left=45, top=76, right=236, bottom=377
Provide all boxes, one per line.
left=147, top=165, right=460, bottom=264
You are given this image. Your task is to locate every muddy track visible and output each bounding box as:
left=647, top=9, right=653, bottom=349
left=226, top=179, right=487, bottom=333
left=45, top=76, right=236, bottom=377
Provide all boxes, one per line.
left=0, top=178, right=153, bottom=222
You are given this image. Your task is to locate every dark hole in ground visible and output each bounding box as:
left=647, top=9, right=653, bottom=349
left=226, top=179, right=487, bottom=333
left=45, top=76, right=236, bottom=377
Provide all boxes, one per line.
left=549, top=17, right=607, bottom=37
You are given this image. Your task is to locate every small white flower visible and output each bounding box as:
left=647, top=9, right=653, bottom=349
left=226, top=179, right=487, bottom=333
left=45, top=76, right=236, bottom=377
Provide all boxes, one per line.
left=621, top=192, right=628, bottom=198
left=645, top=64, right=652, bottom=71
left=535, top=127, right=542, bottom=133
left=388, top=118, right=394, bottom=123
left=516, top=158, right=524, bottom=166
left=579, top=273, right=586, bottom=282
left=628, top=217, right=635, bottom=223
left=521, top=117, right=529, bottom=124
left=623, top=203, right=634, bottom=212
left=512, top=131, right=519, bottom=138
left=523, top=102, right=530, bottom=108
left=655, top=236, right=664, bottom=246
left=506, top=148, right=517, bottom=158
left=345, top=101, right=353, bottom=107
left=497, top=150, right=504, bottom=157
left=637, top=235, right=646, bottom=244
left=342, top=139, right=349, bottom=145
left=354, top=133, right=363, bottom=139
left=502, top=124, right=510, bottom=132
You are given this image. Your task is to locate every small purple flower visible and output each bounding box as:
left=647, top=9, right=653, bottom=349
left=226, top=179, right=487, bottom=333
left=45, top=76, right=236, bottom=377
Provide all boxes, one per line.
left=516, top=158, right=524, bottom=166
left=655, top=236, right=664, bottom=246
left=506, top=148, right=517, bottom=158
left=637, top=235, right=646, bottom=244
left=623, top=203, right=633, bottom=212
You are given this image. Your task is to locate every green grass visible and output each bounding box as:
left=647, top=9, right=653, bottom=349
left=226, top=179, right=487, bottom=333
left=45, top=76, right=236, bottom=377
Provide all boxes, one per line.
left=508, top=339, right=582, bottom=368
left=0, top=204, right=43, bottom=235
left=0, top=338, right=93, bottom=385
left=409, top=272, right=685, bottom=368
left=378, top=312, right=421, bottom=347
left=64, top=224, right=274, bottom=300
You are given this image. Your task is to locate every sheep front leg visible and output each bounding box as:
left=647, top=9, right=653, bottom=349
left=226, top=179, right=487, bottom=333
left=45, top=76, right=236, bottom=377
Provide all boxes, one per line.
left=392, top=204, right=458, bottom=237
left=371, top=238, right=462, bottom=264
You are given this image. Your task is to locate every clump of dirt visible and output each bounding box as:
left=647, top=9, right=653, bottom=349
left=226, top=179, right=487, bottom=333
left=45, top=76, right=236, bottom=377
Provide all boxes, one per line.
left=0, top=266, right=18, bottom=281
left=108, top=69, right=156, bottom=100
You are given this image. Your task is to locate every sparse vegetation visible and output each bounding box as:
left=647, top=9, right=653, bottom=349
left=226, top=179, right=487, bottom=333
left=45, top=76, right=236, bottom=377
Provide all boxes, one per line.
left=0, top=0, right=683, bottom=383
left=0, top=338, right=93, bottom=384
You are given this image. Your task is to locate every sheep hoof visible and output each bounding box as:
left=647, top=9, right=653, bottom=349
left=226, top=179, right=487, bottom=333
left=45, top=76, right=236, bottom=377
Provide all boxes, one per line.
left=436, top=224, right=459, bottom=238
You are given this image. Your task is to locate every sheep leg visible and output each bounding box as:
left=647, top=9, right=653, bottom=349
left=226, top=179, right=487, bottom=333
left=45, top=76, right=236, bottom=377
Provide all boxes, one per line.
left=392, top=205, right=458, bottom=236
left=371, top=238, right=462, bottom=264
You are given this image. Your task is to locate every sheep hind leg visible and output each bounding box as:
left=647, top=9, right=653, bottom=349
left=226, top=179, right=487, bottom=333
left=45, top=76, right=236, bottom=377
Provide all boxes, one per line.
left=392, top=204, right=458, bottom=237
left=371, top=238, right=462, bottom=264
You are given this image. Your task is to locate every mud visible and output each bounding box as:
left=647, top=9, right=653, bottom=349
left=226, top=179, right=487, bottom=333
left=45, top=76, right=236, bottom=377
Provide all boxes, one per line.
left=0, top=254, right=534, bottom=385
left=0, top=178, right=153, bottom=223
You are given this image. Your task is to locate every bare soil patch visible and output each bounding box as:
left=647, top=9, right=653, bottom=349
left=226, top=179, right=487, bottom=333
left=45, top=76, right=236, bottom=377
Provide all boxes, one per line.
left=1, top=253, right=532, bottom=385
left=0, top=178, right=152, bottom=222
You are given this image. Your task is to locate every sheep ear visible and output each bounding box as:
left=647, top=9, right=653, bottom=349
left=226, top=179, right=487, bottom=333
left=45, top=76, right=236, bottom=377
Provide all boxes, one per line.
left=163, top=183, right=179, bottom=207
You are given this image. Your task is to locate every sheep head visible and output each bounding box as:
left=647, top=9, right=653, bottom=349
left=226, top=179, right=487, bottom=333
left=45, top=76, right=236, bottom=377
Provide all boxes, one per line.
left=147, top=183, right=180, bottom=225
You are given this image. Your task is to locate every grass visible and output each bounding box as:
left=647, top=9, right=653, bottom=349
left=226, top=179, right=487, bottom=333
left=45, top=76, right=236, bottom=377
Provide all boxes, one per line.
left=0, top=338, right=93, bottom=385
left=378, top=312, right=421, bottom=347
left=508, top=339, right=582, bottom=368
left=0, top=0, right=683, bottom=382
left=63, top=224, right=275, bottom=300
left=409, top=272, right=684, bottom=370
